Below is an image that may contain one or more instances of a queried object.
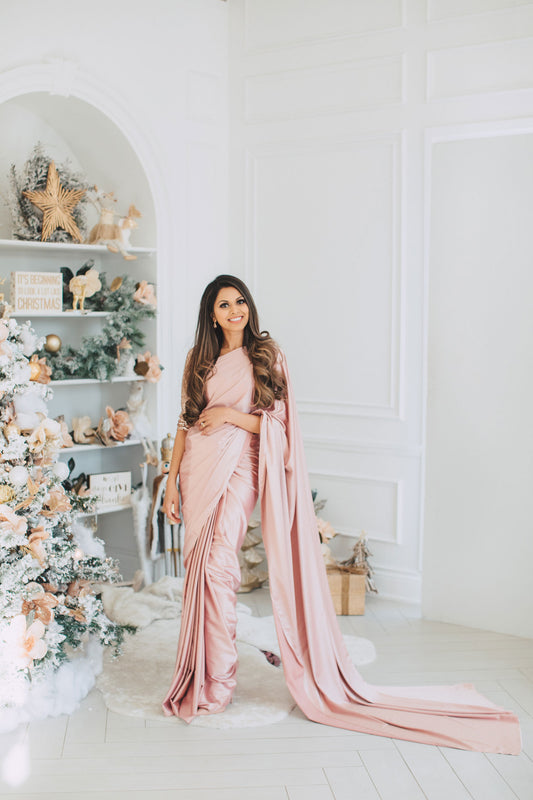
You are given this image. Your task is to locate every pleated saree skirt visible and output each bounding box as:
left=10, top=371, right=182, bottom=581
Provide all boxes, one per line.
left=162, top=433, right=259, bottom=721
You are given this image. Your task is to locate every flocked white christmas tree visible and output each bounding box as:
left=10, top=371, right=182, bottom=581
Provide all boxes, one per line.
left=0, top=312, right=134, bottom=732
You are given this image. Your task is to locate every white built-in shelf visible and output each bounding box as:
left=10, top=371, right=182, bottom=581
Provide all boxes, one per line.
left=58, top=439, right=143, bottom=454
left=0, top=238, right=156, bottom=255
left=51, top=375, right=144, bottom=386
left=11, top=310, right=112, bottom=318
left=77, top=502, right=132, bottom=517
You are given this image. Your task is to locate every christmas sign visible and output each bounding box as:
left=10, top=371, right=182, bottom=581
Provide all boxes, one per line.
left=10, top=271, right=62, bottom=313
left=88, top=471, right=131, bottom=508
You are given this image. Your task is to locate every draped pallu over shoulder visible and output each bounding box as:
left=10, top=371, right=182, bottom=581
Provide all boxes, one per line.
left=257, top=351, right=521, bottom=755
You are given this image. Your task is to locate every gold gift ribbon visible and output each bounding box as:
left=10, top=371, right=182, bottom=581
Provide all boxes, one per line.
left=341, top=571, right=350, bottom=615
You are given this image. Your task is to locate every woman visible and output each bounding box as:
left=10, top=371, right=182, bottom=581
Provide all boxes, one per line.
left=162, top=275, right=521, bottom=754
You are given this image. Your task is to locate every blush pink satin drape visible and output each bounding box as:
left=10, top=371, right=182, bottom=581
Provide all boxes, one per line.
left=162, top=347, right=259, bottom=719
left=258, top=351, right=521, bottom=754
left=162, top=347, right=521, bottom=754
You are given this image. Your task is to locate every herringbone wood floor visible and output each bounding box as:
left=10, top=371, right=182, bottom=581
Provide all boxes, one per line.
left=1, top=591, right=532, bottom=799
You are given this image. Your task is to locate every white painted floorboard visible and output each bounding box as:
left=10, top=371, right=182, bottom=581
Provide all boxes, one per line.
left=1, top=591, right=532, bottom=800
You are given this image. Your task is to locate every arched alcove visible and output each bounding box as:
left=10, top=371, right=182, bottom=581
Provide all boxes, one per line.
left=0, top=92, right=156, bottom=245
left=0, top=67, right=171, bottom=581
left=0, top=60, right=176, bottom=429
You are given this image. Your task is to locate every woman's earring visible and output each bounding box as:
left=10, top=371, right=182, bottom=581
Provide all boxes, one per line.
left=213, top=320, right=217, bottom=328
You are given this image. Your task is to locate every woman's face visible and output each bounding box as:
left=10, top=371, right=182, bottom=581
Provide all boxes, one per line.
left=212, top=286, right=249, bottom=335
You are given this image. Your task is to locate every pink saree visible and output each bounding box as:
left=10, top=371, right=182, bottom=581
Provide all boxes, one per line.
left=162, top=347, right=521, bottom=754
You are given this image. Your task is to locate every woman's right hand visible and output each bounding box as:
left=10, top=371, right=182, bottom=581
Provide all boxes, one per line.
left=162, top=479, right=181, bottom=524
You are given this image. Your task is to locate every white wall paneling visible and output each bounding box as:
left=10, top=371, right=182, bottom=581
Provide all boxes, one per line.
left=230, top=0, right=420, bottom=602
left=421, top=118, right=533, bottom=638
left=427, top=0, right=533, bottom=23
left=245, top=56, right=404, bottom=122
left=305, top=435, right=422, bottom=602
left=230, top=0, right=533, bottom=612
left=244, top=132, right=404, bottom=422
left=427, top=36, right=533, bottom=100
left=308, top=470, right=401, bottom=545
left=243, top=0, right=405, bottom=54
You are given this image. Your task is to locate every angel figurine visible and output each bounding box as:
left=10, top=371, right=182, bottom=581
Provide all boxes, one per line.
left=68, top=268, right=101, bottom=311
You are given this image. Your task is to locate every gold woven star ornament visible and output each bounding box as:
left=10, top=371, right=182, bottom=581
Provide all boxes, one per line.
left=23, top=161, right=86, bottom=243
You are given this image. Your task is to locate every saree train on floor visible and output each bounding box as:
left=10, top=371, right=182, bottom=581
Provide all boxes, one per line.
left=162, top=347, right=521, bottom=754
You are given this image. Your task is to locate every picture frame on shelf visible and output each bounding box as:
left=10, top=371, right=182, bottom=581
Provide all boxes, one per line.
left=88, top=470, right=132, bottom=509
left=10, top=270, right=62, bottom=313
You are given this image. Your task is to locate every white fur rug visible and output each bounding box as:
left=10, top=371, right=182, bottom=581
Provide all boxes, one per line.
left=95, top=577, right=376, bottom=729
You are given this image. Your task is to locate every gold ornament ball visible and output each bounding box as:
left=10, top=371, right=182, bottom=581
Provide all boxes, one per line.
left=45, top=334, right=62, bottom=353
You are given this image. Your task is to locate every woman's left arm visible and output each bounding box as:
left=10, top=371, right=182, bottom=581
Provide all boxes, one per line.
left=198, top=406, right=260, bottom=435
left=227, top=408, right=261, bottom=434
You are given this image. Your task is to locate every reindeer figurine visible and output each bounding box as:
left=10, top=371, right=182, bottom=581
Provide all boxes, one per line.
left=113, top=205, right=142, bottom=255
left=86, top=187, right=141, bottom=261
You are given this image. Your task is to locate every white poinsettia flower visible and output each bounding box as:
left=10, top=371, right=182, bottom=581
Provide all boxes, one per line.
left=2, top=615, right=47, bottom=669
left=0, top=504, right=27, bottom=537
left=27, top=417, right=62, bottom=454
left=42, top=418, right=61, bottom=437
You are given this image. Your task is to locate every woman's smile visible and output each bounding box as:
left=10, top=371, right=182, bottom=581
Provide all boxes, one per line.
left=212, top=286, right=250, bottom=337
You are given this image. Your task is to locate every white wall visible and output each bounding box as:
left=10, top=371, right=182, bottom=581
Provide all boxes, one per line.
left=229, top=0, right=426, bottom=601
left=420, top=1, right=533, bottom=637
left=423, top=128, right=533, bottom=638
left=2, top=0, right=532, bottom=627
left=228, top=0, right=533, bottom=615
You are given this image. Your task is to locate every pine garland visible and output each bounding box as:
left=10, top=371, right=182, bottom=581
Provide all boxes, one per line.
left=37, top=269, right=157, bottom=381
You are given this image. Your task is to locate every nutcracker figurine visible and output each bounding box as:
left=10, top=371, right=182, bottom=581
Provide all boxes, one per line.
left=149, top=433, right=183, bottom=576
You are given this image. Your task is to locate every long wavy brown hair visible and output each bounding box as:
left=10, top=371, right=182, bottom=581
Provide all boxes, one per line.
left=181, top=275, right=287, bottom=427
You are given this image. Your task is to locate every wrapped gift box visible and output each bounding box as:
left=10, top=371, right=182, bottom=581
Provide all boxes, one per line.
left=327, top=566, right=366, bottom=615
